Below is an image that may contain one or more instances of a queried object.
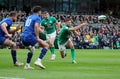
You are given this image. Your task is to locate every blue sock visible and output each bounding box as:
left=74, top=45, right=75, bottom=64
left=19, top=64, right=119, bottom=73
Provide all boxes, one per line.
left=11, top=50, right=17, bottom=64
left=26, top=52, right=33, bottom=64
left=39, top=48, right=47, bottom=59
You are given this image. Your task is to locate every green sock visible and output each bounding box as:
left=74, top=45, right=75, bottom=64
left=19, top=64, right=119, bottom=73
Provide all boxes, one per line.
left=50, top=47, right=55, bottom=55
left=71, top=49, right=75, bottom=61
left=116, top=42, right=119, bottom=48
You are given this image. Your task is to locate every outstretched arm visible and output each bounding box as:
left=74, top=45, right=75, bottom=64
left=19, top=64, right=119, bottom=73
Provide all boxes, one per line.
left=73, top=31, right=80, bottom=36
left=69, top=23, right=87, bottom=31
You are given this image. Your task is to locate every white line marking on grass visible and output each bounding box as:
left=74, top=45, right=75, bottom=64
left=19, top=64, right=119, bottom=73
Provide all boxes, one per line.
left=0, top=76, right=25, bottom=79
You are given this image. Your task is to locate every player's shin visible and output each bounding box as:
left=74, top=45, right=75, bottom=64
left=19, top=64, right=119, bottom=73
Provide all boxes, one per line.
left=71, top=49, right=75, bottom=61
left=24, top=52, right=34, bottom=69
left=50, top=46, right=56, bottom=60
left=26, top=52, right=33, bottom=64
left=71, top=49, right=77, bottom=64
left=39, top=48, right=48, bottom=59
left=50, top=47, right=55, bottom=54
left=11, top=50, right=17, bottom=64
left=60, top=51, right=65, bottom=58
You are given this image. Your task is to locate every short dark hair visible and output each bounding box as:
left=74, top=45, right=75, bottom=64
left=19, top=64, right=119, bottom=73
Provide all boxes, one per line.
left=43, top=11, right=49, bottom=14
left=9, top=11, right=17, bottom=17
left=65, top=18, right=71, bottom=22
left=32, top=6, right=41, bottom=13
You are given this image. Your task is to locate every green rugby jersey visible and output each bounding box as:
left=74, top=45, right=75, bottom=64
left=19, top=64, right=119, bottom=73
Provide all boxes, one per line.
left=58, top=25, right=73, bottom=45
left=41, top=16, right=57, bottom=34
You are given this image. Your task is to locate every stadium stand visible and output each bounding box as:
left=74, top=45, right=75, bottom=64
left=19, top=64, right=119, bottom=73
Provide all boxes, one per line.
left=0, top=10, right=120, bottom=49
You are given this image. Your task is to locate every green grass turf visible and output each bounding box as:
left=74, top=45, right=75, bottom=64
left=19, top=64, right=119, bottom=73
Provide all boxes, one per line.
left=0, top=49, right=120, bottom=79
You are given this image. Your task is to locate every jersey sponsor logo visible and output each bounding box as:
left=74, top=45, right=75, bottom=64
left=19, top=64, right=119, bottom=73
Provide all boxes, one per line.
left=48, top=21, right=53, bottom=27
left=48, top=24, right=51, bottom=27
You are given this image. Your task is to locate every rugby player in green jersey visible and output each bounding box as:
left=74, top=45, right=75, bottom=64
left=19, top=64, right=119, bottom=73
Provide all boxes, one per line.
left=41, top=11, right=60, bottom=60
left=58, top=18, right=87, bottom=64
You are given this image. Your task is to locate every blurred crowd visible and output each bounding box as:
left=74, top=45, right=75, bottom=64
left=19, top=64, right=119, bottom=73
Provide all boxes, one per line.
left=0, top=10, right=26, bottom=21
left=0, top=10, right=120, bottom=49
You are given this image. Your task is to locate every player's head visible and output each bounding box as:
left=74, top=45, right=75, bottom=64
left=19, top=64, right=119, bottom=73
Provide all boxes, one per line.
left=32, top=6, right=41, bottom=16
left=9, top=11, right=17, bottom=21
left=43, top=11, right=49, bottom=19
left=65, top=18, right=72, bottom=26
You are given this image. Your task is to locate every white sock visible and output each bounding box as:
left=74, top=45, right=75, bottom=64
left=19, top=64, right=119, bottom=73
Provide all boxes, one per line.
left=52, top=54, right=55, bottom=56
left=37, top=58, right=41, bottom=62
left=26, top=63, right=30, bottom=66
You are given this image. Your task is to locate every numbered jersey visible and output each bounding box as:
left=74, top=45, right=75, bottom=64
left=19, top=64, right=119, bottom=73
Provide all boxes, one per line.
left=22, top=14, right=41, bottom=36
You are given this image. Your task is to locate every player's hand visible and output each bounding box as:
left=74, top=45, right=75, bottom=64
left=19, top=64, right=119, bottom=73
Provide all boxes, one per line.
left=82, top=23, right=88, bottom=26
left=16, top=24, right=21, bottom=31
left=6, top=34, right=12, bottom=38
left=39, top=27, right=44, bottom=33
left=57, top=31, right=60, bottom=35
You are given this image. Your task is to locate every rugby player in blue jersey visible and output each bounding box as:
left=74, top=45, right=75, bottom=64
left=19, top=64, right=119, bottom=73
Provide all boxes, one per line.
left=21, top=6, right=49, bottom=69
left=0, top=11, right=23, bottom=66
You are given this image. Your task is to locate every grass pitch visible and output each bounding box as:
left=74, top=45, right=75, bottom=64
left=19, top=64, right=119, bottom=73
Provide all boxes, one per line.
left=0, top=49, right=120, bottom=79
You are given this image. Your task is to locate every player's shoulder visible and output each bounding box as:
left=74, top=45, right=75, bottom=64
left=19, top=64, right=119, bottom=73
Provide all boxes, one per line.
left=31, top=14, right=41, bottom=21
left=62, top=25, right=68, bottom=29
left=49, top=16, right=56, bottom=20
left=3, top=18, right=12, bottom=22
left=30, top=14, right=39, bottom=18
left=41, top=18, right=46, bottom=24
left=69, top=25, right=74, bottom=28
left=41, top=18, right=46, bottom=21
left=1, top=18, right=12, bottom=25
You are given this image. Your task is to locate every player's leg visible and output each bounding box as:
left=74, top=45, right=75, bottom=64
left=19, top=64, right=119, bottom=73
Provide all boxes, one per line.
left=24, top=46, right=35, bottom=69
left=47, top=31, right=56, bottom=60
left=21, top=35, right=36, bottom=69
left=3, top=38, right=23, bottom=66
left=58, top=43, right=66, bottom=58
left=49, top=37, right=56, bottom=60
left=34, top=38, right=49, bottom=69
left=66, top=40, right=77, bottom=64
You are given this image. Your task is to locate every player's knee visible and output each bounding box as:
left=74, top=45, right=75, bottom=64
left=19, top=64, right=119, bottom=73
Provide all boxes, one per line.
left=44, top=43, right=49, bottom=49
left=47, top=44, right=49, bottom=48
left=70, top=45, right=74, bottom=49
left=10, top=41, right=16, bottom=48
left=49, top=43, right=54, bottom=47
left=28, top=46, right=35, bottom=53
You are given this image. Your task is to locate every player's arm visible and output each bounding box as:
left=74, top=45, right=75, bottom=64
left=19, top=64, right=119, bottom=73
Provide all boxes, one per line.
left=1, top=22, right=11, bottom=38
left=73, top=31, right=80, bottom=36
left=39, top=25, right=44, bottom=33
left=9, top=24, right=21, bottom=33
left=69, top=23, right=87, bottom=31
left=34, top=22, right=40, bottom=39
left=53, top=17, right=60, bottom=33
left=55, top=22, right=60, bottom=34
left=39, top=20, right=45, bottom=33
